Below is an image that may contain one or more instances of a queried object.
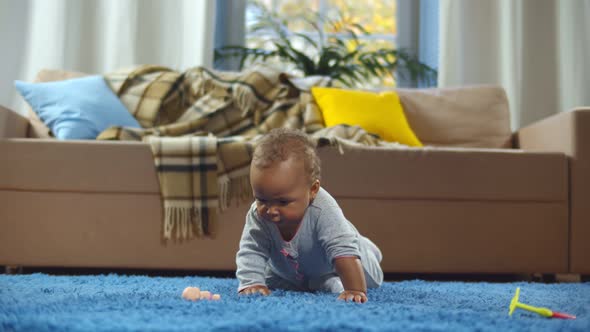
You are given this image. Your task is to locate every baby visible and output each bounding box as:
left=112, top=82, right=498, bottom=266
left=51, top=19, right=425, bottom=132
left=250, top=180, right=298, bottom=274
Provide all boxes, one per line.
left=236, top=128, right=383, bottom=303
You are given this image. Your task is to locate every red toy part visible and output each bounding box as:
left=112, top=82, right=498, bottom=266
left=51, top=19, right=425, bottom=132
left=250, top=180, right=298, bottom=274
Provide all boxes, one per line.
left=551, top=311, right=576, bottom=320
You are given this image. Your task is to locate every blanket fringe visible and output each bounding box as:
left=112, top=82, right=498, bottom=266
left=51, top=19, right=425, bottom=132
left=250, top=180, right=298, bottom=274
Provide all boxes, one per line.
left=163, top=206, right=204, bottom=240
left=218, top=177, right=230, bottom=211
left=218, top=174, right=252, bottom=211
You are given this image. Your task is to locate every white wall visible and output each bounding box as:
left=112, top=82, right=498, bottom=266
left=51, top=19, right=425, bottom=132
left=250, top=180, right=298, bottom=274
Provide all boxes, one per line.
left=0, top=0, right=217, bottom=115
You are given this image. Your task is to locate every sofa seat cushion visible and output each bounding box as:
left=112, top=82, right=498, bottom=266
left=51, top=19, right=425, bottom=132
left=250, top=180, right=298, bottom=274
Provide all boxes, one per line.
left=1, top=140, right=567, bottom=204
left=0, top=139, right=160, bottom=194
left=319, top=146, right=567, bottom=202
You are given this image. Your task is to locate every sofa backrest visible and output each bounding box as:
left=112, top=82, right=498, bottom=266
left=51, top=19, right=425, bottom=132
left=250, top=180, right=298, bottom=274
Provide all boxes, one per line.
left=397, top=86, right=512, bottom=148
left=0, top=105, right=29, bottom=138
left=29, top=70, right=513, bottom=148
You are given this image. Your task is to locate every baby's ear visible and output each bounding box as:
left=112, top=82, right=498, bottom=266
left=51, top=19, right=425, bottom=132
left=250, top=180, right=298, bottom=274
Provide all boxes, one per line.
left=310, top=179, right=320, bottom=199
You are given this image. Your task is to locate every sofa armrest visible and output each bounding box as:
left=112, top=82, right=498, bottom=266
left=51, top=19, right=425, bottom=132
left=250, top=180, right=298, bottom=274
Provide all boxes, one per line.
left=0, top=105, right=29, bottom=138
left=516, top=107, right=590, bottom=273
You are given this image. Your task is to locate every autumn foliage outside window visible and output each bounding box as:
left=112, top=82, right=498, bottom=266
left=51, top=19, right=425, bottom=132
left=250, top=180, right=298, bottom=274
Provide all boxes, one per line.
left=215, top=0, right=436, bottom=88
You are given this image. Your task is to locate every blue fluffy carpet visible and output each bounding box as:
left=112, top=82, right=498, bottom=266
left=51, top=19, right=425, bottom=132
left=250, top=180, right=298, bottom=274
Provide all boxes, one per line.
left=0, top=274, right=588, bottom=331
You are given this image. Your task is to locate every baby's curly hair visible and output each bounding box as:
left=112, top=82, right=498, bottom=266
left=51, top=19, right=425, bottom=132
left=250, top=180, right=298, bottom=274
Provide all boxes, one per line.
left=252, top=128, right=321, bottom=184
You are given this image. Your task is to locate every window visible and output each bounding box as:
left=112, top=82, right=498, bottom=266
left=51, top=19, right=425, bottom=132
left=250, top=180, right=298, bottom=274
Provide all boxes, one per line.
left=245, top=0, right=398, bottom=87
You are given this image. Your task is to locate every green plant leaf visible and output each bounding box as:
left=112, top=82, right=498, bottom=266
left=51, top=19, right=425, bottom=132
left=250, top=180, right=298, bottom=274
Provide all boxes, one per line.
left=228, top=2, right=437, bottom=87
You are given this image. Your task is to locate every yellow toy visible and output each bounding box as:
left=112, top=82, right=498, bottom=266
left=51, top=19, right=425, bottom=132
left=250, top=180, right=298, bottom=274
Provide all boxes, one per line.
left=509, top=287, right=576, bottom=319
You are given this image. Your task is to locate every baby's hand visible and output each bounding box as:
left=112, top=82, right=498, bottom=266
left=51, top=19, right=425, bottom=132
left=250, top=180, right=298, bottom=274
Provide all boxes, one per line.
left=239, top=285, right=271, bottom=296
left=338, top=290, right=367, bottom=303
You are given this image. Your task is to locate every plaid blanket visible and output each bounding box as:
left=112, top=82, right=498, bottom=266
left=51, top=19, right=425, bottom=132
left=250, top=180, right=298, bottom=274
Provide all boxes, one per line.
left=97, top=64, right=401, bottom=241
left=97, top=65, right=329, bottom=240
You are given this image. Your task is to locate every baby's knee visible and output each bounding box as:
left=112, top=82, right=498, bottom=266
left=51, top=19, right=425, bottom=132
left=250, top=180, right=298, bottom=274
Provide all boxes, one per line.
left=310, top=274, right=344, bottom=293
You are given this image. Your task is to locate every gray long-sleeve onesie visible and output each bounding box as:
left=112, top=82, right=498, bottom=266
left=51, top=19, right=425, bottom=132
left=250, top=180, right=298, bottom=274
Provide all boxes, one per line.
left=236, top=187, right=383, bottom=293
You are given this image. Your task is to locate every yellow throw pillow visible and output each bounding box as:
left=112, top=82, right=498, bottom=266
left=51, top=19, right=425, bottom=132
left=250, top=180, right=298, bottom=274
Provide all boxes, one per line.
left=311, top=87, right=422, bottom=147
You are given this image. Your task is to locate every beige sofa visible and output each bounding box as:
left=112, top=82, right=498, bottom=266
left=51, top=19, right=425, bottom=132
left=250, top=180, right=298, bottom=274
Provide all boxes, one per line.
left=1, top=69, right=588, bottom=276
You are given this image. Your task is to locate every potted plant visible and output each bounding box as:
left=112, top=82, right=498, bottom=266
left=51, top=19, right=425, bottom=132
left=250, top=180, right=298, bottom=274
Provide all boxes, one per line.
left=215, top=2, right=437, bottom=87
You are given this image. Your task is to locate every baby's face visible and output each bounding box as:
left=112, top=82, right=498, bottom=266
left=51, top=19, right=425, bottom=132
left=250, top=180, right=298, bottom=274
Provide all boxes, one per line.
left=250, top=157, right=319, bottom=226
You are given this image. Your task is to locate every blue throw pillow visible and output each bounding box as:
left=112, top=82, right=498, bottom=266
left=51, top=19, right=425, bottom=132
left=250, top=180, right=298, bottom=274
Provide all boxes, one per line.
left=14, top=75, right=141, bottom=140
